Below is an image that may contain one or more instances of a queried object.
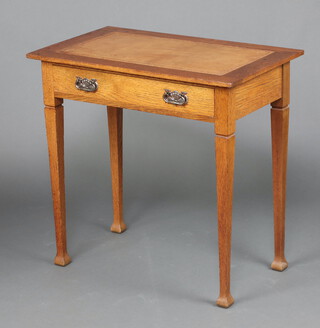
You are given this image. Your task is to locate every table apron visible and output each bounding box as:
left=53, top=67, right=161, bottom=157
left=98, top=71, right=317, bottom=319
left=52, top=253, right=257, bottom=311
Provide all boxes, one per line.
left=52, top=64, right=215, bottom=122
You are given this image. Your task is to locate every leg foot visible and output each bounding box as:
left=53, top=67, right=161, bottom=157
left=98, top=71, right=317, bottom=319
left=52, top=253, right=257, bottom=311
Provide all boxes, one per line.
left=110, top=222, right=127, bottom=233
left=54, top=253, right=72, bottom=266
left=216, top=294, right=234, bottom=308
left=271, top=258, right=288, bottom=271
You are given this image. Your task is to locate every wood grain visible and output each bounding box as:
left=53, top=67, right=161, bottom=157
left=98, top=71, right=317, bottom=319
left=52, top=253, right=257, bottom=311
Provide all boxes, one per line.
left=42, top=62, right=63, bottom=107
left=272, top=62, right=290, bottom=108
left=214, top=87, right=235, bottom=136
left=53, top=64, right=215, bottom=122
left=27, top=26, right=304, bottom=87
left=44, top=105, right=71, bottom=266
left=270, top=62, right=290, bottom=271
left=234, top=67, right=282, bottom=119
left=215, top=134, right=235, bottom=308
left=107, top=107, right=126, bottom=233
left=270, top=107, right=289, bottom=271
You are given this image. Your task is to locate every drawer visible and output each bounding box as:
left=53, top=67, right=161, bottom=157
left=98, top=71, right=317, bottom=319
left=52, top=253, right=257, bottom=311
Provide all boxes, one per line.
left=52, top=65, right=215, bottom=122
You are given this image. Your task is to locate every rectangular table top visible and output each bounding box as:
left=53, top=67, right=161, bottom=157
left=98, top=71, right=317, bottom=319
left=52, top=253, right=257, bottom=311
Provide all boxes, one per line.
left=27, top=26, right=303, bottom=87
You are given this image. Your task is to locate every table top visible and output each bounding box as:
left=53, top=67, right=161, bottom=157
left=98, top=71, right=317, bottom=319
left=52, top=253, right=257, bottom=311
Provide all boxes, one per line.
left=27, top=26, right=303, bottom=87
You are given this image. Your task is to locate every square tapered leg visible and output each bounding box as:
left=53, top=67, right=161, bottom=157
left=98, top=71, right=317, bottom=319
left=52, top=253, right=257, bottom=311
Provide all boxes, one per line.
left=44, top=104, right=71, bottom=266
left=107, top=106, right=127, bottom=233
left=215, top=133, right=235, bottom=308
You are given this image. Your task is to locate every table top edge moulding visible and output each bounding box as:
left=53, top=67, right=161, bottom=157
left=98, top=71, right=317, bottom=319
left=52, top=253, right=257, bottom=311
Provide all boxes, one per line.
left=26, top=26, right=304, bottom=87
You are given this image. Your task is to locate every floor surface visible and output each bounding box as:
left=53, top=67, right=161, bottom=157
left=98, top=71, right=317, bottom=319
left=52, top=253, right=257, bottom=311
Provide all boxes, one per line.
left=1, top=194, right=319, bottom=328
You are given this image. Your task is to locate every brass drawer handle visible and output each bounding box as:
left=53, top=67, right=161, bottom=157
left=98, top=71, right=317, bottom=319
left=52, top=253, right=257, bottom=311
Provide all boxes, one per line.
left=75, top=77, right=98, bottom=92
left=163, top=89, right=188, bottom=105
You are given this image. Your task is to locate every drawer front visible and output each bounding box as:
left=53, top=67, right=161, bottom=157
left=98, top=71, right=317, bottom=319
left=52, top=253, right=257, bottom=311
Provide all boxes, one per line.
left=52, top=65, right=214, bottom=122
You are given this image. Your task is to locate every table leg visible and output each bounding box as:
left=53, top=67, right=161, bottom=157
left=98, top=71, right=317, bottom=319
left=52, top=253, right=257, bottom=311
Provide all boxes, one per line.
left=44, top=104, right=71, bottom=266
left=215, top=133, right=235, bottom=308
left=270, top=106, right=289, bottom=271
left=107, top=106, right=127, bottom=233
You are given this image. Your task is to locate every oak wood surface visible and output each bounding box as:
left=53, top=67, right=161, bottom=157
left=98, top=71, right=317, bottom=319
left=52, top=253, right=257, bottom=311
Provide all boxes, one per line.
left=107, top=107, right=126, bottom=233
left=215, top=134, right=235, bottom=308
left=270, top=107, right=289, bottom=271
left=52, top=64, right=215, bottom=122
left=42, top=62, right=62, bottom=107
left=272, top=62, right=290, bottom=108
left=44, top=105, right=71, bottom=266
left=234, top=67, right=282, bottom=119
left=270, top=62, right=290, bottom=271
left=27, top=26, right=304, bottom=87
left=214, top=87, right=235, bottom=136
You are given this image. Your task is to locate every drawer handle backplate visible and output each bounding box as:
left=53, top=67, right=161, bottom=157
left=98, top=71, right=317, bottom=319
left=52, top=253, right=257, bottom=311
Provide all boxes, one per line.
left=75, top=77, right=98, bottom=92
left=163, top=89, right=188, bottom=106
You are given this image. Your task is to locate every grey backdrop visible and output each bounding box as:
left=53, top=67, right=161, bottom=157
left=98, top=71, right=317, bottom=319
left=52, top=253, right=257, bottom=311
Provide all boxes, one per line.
left=1, top=0, right=319, bottom=327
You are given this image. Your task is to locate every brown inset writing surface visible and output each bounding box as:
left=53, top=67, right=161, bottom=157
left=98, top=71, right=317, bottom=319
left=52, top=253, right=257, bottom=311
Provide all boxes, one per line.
left=60, top=31, right=273, bottom=76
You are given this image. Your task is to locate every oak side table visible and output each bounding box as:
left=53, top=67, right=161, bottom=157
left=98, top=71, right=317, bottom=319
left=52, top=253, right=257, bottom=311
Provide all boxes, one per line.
left=27, top=27, right=303, bottom=308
